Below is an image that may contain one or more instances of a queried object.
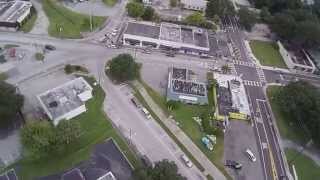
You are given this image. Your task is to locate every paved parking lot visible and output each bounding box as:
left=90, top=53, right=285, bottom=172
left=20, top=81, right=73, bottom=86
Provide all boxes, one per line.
left=39, top=139, right=133, bottom=180
left=63, top=0, right=119, bottom=16
left=18, top=69, right=73, bottom=119
left=224, top=120, right=264, bottom=180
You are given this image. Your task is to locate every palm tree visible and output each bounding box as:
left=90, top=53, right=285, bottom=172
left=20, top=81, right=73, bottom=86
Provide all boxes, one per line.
left=221, top=64, right=231, bottom=74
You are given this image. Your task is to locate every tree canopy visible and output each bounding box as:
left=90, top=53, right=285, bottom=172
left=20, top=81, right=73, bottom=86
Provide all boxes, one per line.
left=254, top=0, right=320, bottom=47
left=206, top=0, right=235, bottom=18
left=108, top=54, right=140, bottom=82
left=133, top=159, right=187, bottom=180
left=0, top=81, right=24, bottom=127
left=126, top=2, right=144, bottom=18
left=238, top=8, right=257, bottom=31
left=275, top=81, right=320, bottom=146
left=21, top=120, right=81, bottom=158
left=185, top=12, right=206, bottom=26
left=142, top=6, right=155, bottom=21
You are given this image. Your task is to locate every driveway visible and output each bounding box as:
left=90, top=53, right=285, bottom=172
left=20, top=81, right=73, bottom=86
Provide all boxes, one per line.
left=30, top=0, right=49, bottom=35
left=224, top=120, right=264, bottom=180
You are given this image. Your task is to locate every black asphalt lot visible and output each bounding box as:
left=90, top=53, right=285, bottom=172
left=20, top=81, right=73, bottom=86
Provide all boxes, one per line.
left=38, top=139, right=133, bottom=180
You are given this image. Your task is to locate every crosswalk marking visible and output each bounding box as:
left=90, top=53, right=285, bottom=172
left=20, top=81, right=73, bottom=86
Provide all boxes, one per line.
left=243, top=80, right=263, bottom=87
left=256, top=67, right=266, bottom=83
left=233, top=60, right=256, bottom=67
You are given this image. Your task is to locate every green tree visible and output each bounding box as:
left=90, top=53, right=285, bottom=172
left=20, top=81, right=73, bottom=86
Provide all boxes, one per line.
left=0, top=81, right=24, bottom=127
left=260, top=6, right=272, bottom=22
left=170, top=0, right=177, bottom=7
left=21, top=121, right=55, bottom=158
left=126, top=2, right=144, bottom=18
left=142, top=6, right=155, bottom=21
left=133, top=159, right=186, bottom=180
left=185, top=12, right=206, bottom=26
left=221, top=64, right=231, bottom=74
left=238, top=8, right=257, bottom=31
left=206, top=0, right=235, bottom=18
left=108, top=54, right=140, bottom=82
left=55, top=120, right=81, bottom=146
left=276, top=81, right=320, bottom=146
left=166, top=100, right=180, bottom=111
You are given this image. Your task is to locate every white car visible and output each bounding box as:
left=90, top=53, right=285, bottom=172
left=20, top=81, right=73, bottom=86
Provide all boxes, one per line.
left=141, top=107, right=152, bottom=119
left=181, top=154, right=193, bottom=168
left=245, top=148, right=256, bottom=162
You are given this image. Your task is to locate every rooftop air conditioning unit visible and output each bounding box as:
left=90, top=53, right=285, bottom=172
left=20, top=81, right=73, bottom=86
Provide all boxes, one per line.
left=196, top=29, right=203, bottom=34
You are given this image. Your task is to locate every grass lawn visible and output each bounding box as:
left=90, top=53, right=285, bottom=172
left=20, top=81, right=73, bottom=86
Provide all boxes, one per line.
left=249, top=40, right=287, bottom=68
left=14, top=76, right=139, bottom=180
left=102, top=0, right=118, bottom=6
left=42, top=0, right=106, bottom=38
left=266, top=86, right=308, bottom=144
left=139, top=82, right=231, bottom=180
left=20, top=8, right=37, bottom=33
left=285, top=148, right=320, bottom=180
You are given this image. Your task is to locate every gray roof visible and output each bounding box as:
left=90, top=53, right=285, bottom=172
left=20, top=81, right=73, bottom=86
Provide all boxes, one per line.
left=124, top=22, right=209, bottom=49
left=37, top=77, right=92, bottom=120
left=125, top=22, right=160, bottom=39
left=0, top=1, right=32, bottom=23
left=167, top=67, right=208, bottom=105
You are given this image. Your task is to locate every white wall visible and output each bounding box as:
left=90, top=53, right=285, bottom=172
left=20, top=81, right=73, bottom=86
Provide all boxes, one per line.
left=78, top=90, right=92, bottom=102
left=53, top=105, right=86, bottom=126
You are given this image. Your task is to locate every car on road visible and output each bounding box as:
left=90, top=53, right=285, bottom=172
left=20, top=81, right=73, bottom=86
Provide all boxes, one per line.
left=141, top=155, right=153, bottom=167
left=141, top=107, right=152, bottom=119
left=245, top=148, right=256, bottom=162
left=225, top=160, right=242, bottom=170
left=44, top=44, right=56, bottom=51
left=181, top=154, right=193, bottom=168
left=130, top=98, right=141, bottom=108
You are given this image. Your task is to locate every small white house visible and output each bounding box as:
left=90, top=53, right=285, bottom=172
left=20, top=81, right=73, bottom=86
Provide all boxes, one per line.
left=37, top=77, right=93, bottom=126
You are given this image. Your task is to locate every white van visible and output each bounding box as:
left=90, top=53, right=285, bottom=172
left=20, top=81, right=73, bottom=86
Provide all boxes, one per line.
left=245, top=148, right=256, bottom=162
left=141, top=107, right=152, bottom=119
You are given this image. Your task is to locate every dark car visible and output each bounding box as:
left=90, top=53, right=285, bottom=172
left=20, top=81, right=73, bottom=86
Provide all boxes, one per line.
left=45, top=44, right=56, bottom=51
left=225, top=160, right=242, bottom=170
left=166, top=52, right=175, bottom=57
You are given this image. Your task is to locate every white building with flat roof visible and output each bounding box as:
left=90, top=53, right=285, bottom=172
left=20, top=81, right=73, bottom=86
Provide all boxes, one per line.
left=123, top=21, right=210, bottom=56
left=180, top=0, right=207, bottom=11
left=37, top=77, right=93, bottom=126
left=277, top=41, right=316, bottom=74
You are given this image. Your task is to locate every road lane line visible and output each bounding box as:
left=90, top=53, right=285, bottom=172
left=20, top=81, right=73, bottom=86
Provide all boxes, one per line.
left=257, top=100, right=278, bottom=180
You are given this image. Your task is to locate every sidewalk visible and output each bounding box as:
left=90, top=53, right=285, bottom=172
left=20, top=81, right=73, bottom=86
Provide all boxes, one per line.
left=134, top=81, right=227, bottom=180
left=282, top=139, right=320, bottom=166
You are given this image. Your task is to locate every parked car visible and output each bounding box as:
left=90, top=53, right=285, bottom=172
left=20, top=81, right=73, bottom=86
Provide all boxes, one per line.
left=181, top=154, right=193, bottom=168
left=201, top=137, right=213, bottom=151
left=225, top=160, right=242, bottom=170
left=245, top=148, right=256, bottom=162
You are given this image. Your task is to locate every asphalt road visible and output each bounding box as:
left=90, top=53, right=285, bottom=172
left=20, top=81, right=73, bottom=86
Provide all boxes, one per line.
left=224, top=21, right=290, bottom=179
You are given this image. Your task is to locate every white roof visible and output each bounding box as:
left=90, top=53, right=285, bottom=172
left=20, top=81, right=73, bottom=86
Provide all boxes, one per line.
left=180, top=0, right=207, bottom=7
